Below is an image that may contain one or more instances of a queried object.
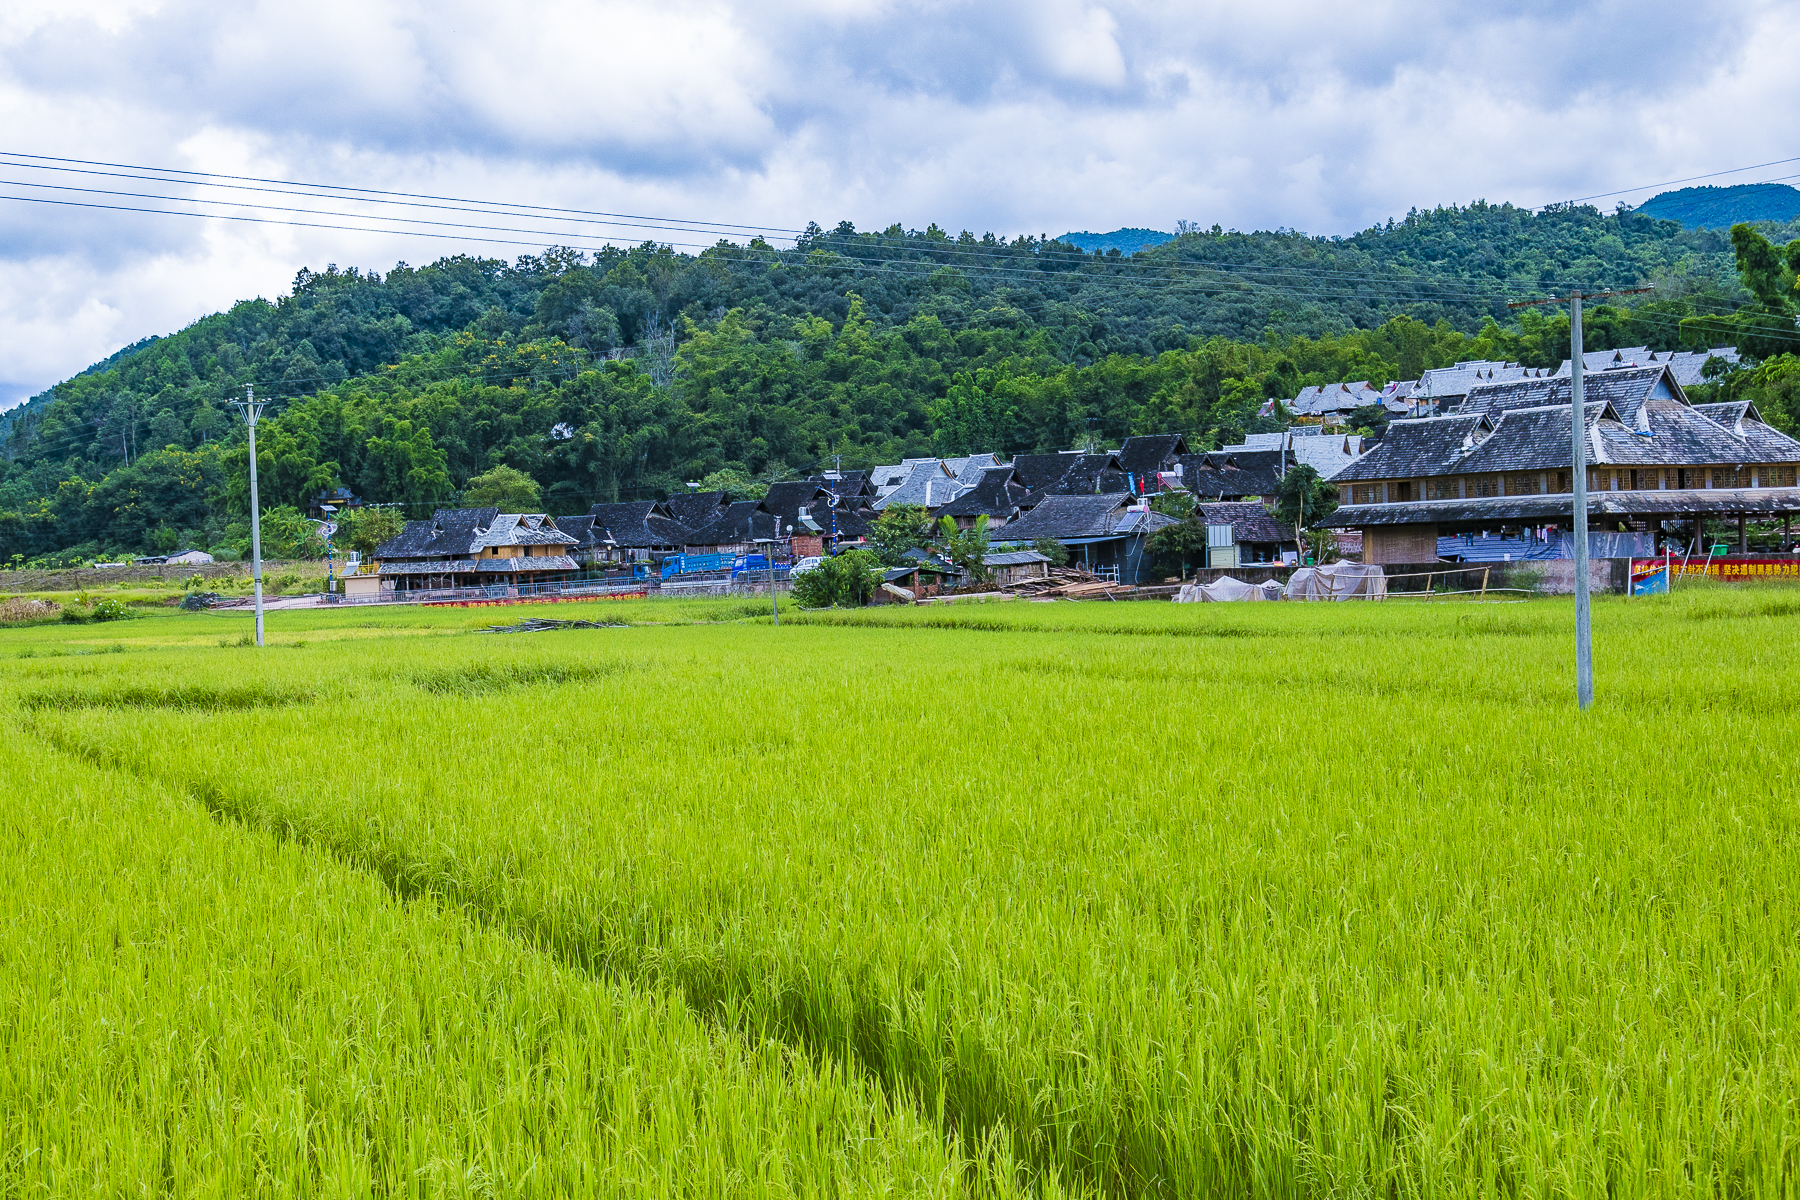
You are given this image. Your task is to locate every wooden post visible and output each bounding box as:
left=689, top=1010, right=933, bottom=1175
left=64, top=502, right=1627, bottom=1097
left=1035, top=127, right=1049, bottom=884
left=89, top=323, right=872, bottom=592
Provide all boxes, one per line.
left=1480, top=567, right=1489, bottom=598
left=1739, top=514, right=1747, bottom=555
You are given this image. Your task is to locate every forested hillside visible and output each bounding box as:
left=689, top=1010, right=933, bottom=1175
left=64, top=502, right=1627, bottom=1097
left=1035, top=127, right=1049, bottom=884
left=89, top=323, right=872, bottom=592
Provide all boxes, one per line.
left=1639, top=184, right=1800, bottom=230
left=3, top=202, right=1797, bottom=565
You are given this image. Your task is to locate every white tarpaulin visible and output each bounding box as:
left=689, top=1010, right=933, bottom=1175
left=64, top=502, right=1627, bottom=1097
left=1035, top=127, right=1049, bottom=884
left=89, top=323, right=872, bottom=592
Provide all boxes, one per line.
left=1175, top=576, right=1286, bottom=602
left=1285, top=561, right=1388, bottom=601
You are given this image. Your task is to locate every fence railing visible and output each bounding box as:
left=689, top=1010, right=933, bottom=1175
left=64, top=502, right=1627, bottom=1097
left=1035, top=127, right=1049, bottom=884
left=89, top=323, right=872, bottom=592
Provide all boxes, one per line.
left=335, top=576, right=651, bottom=606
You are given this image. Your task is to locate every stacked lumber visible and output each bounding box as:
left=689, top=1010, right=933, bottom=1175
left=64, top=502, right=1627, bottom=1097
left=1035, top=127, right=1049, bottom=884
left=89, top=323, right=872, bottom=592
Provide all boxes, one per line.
left=1004, top=567, right=1133, bottom=599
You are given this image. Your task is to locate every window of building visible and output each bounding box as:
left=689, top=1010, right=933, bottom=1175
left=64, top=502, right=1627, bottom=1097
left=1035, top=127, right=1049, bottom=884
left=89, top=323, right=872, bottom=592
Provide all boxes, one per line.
left=1397, top=481, right=1412, bottom=501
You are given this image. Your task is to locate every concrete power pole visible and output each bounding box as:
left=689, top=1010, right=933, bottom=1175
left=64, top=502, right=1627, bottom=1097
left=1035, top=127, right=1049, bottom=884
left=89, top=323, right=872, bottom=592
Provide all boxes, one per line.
left=232, top=384, right=268, bottom=647
left=1511, top=284, right=1648, bottom=709
left=1570, top=296, right=1592, bottom=710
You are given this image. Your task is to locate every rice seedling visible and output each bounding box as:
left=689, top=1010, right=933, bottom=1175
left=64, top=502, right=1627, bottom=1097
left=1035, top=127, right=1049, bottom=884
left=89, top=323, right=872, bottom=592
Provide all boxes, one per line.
left=4, top=587, right=1799, bottom=1197
left=0, top=721, right=1041, bottom=1197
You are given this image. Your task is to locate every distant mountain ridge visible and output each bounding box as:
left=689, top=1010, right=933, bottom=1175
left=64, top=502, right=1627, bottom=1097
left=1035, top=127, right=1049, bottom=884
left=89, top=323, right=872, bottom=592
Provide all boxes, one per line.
left=1637, top=183, right=1800, bottom=230
left=1058, top=228, right=1173, bottom=255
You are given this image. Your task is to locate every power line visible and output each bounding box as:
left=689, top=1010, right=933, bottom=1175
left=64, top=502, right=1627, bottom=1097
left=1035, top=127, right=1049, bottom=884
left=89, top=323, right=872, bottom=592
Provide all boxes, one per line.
left=0, top=150, right=800, bottom=236
left=1548, top=154, right=1800, bottom=207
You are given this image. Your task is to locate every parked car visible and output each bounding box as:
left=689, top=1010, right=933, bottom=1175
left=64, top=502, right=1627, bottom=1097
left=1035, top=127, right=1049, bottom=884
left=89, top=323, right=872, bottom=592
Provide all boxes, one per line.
left=789, top=556, right=823, bottom=577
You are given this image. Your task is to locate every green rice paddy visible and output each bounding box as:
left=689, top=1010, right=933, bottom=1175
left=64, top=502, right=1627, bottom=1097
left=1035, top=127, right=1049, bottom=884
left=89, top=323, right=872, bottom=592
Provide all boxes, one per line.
left=4, top=587, right=1799, bottom=1197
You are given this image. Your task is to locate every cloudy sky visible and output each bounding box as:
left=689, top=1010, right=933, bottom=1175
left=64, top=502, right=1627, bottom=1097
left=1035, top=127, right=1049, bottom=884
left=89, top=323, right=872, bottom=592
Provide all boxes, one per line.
left=1, top=0, right=1795, bottom=407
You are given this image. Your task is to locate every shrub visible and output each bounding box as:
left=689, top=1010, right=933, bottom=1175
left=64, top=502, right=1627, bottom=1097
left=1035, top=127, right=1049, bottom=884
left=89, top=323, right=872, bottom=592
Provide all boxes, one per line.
left=91, top=598, right=132, bottom=622
left=791, top=550, right=883, bottom=608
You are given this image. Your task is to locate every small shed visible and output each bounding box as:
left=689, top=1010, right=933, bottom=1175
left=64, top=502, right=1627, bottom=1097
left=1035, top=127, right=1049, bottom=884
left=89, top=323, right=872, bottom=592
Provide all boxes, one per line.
left=875, top=562, right=959, bottom=603
left=165, top=549, right=215, bottom=565
left=983, top=549, right=1050, bottom=586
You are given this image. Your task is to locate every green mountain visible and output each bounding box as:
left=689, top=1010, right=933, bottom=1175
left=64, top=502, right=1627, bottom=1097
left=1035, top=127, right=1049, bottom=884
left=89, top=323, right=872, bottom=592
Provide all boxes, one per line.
left=2, top=202, right=1794, bottom=565
left=1637, top=183, right=1800, bottom=230
left=1058, top=228, right=1173, bottom=254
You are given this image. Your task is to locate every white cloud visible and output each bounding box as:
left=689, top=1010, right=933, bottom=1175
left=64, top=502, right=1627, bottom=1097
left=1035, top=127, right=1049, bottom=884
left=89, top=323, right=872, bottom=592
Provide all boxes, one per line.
left=1, top=0, right=1795, bottom=405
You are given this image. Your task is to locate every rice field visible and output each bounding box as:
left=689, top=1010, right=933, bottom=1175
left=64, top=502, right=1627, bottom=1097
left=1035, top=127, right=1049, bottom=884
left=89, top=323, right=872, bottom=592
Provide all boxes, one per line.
left=4, top=586, right=1800, bottom=1197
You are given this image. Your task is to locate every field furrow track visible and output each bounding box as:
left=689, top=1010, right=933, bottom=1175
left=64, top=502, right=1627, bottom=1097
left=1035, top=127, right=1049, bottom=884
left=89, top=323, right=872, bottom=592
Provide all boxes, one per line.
left=5, top=590, right=1800, bottom=1198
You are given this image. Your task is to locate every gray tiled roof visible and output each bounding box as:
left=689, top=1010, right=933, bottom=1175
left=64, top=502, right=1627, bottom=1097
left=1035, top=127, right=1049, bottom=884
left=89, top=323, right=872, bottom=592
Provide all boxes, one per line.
left=1115, top=434, right=1190, bottom=477
left=1288, top=434, right=1366, bottom=479
left=1454, top=404, right=1611, bottom=474
left=376, top=555, right=578, bottom=575
left=375, top=507, right=575, bottom=559
left=477, top=513, right=578, bottom=549
left=943, top=453, right=1002, bottom=482
left=664, top=490, right=728, bottom=530
left=1176, top=453, right=1279, bottom=499
left=997, top=493, right=1135, bottom=540
left=869, top=458, right=945, bottom=494
left=1051, top=453, right=1130, bottom=495
left=873, top=460, right=961, bottom=510
left=1290, top=381, right=1384, bottom=415
left=983, top=549, right=1050, bottom=566
left=1196, top=502, right=1295, bottom=545
left=472, top=555, right=579, bottom=573
left=1009, top=453, right=1080, bottom=490
left=1663, top=348, right=1741, bottom=387
left=1690, top=401, right=1750, bottom=430
left=1321, top=489, right=1800, bottom=528
left=1333, top=415, right=1490, bottom=483
left=684, top=500, right=779, bottom=546
left=1460, top=365, right=1678, bottom=426
left=553, top=513, right=599, bottom=549
left=582, top=501, right=691, bottom=548
left=935, top=467, right=1030, bottom=519
left=375, top=506, right=501, bottom=559
left=1415, top=361, right=1535, bottom=401
left=1549, top=347, right=1737, bottom=380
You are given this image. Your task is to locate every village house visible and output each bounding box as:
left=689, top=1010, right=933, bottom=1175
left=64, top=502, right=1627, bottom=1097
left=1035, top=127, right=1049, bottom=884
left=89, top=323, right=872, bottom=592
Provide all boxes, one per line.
left=1195, top=502, right=1298, bottom=564
left=982, top=548, right=1051, bottom=585
left=1320, top=364, right=1800, bottom=562
left=875, top=559, right=961, bottom=603
left=558, top=500, right=692, bottom=564
left=1007, top=452, right=1082, bottom=492
left=1114, top=434, right=1191, bottom=485
left=370, top=508, right=579, bottom=595
left=664, top=490, right=730, bottom=533
left=762, top=480, right=873, bottom=556
left=932, top=466, right=1032, bottom=529
left=683, top=500, right=782, bottom=555
left=1175, top=451, right=1283, bottom=502
left=996, top=493, right=1177, bottom=584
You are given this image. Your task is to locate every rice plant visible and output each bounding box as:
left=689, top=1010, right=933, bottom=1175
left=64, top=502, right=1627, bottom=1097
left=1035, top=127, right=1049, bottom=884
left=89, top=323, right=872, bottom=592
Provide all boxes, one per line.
left=5, top=586, right=1799, bottom=1196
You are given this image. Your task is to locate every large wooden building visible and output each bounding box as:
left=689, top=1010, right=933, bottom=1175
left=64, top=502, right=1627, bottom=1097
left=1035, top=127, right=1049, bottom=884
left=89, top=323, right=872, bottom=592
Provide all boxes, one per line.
left=370, top=508, right=579, bottom=594
left=1321, top=365, right=1800, bottom=562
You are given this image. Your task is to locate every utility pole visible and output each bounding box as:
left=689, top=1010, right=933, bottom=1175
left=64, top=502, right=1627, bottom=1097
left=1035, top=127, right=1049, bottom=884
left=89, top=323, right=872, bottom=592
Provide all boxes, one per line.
left=231, top=384, right=267, bottom=647
left=1510, top=285, right=1648, bottom=710
left=1569, top=296, right=1592, bottom=710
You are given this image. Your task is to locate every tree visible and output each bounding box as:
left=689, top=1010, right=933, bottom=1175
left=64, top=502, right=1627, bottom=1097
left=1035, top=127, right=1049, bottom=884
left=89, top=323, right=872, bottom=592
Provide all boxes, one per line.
left=1276, top=464, right=1337, bottom=532
left=1149, top=489, right=1195, bottom=519
left=790, top=549, right=883, bottom=607
left=870, top=503, right=932, bottom=565
left=698, top=468, right=766, bottom=501
left=1145, top=519, right=1210, bottom=576
left=334, top=506, right=406, bottom=557
left=464, top=464, right=542, bottom=510
left=937, top=514, right=991, bottom=583
left=1031, top=537, right=1069, bottom=567
left=258, top=505, right=325, bottom=559
left=1345, top=404, right=1391, bottom=439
